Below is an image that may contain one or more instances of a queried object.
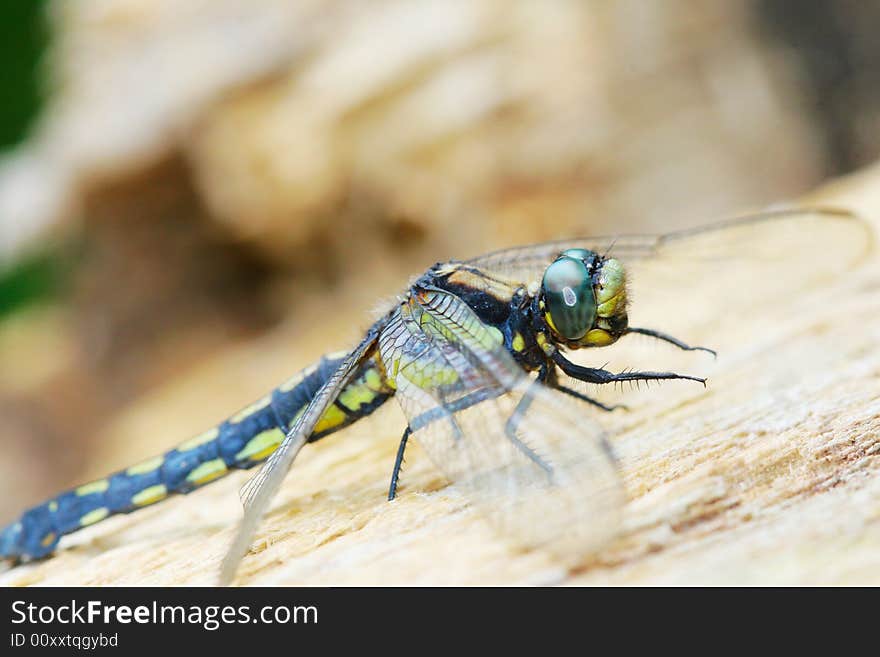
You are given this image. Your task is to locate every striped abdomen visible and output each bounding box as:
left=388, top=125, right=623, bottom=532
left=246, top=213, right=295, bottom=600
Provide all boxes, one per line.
left=0, top=351, right=393, bottom=562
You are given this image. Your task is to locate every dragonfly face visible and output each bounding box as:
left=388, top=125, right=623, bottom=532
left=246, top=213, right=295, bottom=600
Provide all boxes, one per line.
left=540, top=250, right=629, bottom=349
left=420, top=249, right=629, bottom=373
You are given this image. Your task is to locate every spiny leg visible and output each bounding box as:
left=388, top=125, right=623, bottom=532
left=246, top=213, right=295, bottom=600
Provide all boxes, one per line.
left=625, top=327, right=717, bottom=357
left=387, top=426, right=412, bottom=501
left=391, top=374, right=560, bottom=496
left=551, top=351, right=707, bottom=387
left=554, top=384, right=629, bottom=412
left=408, top=385, right=504, bottom=433
left=503, top=366, right=554, bottom=477
left=543, top=364, right=628, bottom=412
left=391, top=384, right=508, bottom=499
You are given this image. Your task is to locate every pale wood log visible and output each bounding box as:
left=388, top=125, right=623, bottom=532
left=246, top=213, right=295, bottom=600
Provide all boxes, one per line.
left=3, top=165, right=880, bottom=586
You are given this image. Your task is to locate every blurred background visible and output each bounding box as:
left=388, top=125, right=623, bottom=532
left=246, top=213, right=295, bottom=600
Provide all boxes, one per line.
left=2, top=0, right=880, bottom=524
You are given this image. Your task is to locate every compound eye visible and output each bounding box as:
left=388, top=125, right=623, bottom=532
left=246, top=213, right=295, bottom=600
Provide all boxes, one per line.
left=559, top=247, right=595, bottom=262
left=542, top=256, right=597, bottom=340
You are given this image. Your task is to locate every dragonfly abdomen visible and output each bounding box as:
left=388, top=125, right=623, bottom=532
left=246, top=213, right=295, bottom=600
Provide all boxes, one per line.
left=0, top=351, right=394, bottom=563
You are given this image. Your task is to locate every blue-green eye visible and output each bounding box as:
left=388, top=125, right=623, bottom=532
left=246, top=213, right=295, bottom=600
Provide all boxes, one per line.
left=542, top=256, right=597, bottom=340
left=560, top=248, right=595, bottom=262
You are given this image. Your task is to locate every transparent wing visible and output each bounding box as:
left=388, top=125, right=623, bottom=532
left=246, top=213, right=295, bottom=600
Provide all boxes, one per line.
left=619, top=207, right=873, bottom=350
left=468, top=206, right=872, bottom=353
left=381, top=288, right=625, bottom=561
left=465, top=230, right=657, bottom=283
left=219, top=326, right=382, bottom=585
left=466, top=206, right=872, bottom=292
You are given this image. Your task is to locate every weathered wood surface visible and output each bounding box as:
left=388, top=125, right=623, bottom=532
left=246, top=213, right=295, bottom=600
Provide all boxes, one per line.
left=4, top=166, right=880, bottom=586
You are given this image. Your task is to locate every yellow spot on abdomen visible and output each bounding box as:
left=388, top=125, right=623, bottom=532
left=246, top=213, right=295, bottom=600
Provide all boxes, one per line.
left=315, top=404, right=347, bottom=434
left=512, top=332, right=526, bottom=352
left=76, top=480, right=109, bottom=496
left=337, top=383, right=377, bottom=412
left=48, top=501, right=58, bottom=512
left=235, top=429, right=285, bottom=463
left=126, top=456, right=164, bottom=476
left=80, top=508, right=109, bottom=526
left=40, top=532, right=57, bottom=548
left=364, top=368, right=386, bottom=392
left=132, top=484, right=168, bottom=507
left=178, top=427, right=219, bottom=452
left=186, top=459, right=228, bottom=486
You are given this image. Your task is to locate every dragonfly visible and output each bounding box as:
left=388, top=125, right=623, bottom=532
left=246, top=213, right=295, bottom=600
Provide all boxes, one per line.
left=0, top=208, right=871, bottom=584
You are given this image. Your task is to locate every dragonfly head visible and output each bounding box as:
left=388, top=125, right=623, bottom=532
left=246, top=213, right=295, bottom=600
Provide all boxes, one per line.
left=540, top=249, right=628, bottom=348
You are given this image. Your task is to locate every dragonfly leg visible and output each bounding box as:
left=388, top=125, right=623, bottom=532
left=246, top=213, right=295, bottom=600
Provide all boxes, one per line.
left=552, top=351, right=707, bottom=387
left=545, top=363, right=628, bottom=412
left=503, top=367, right=554, bottom=477
left=625, top=327, right=717, bottom=357
left=554, top=384, right=629, bottom=412
left=388, top=387, right=507, bottom=500
left=387, top=426, right=412, bottom=501
left=408, top=386, right=505, bottom=433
